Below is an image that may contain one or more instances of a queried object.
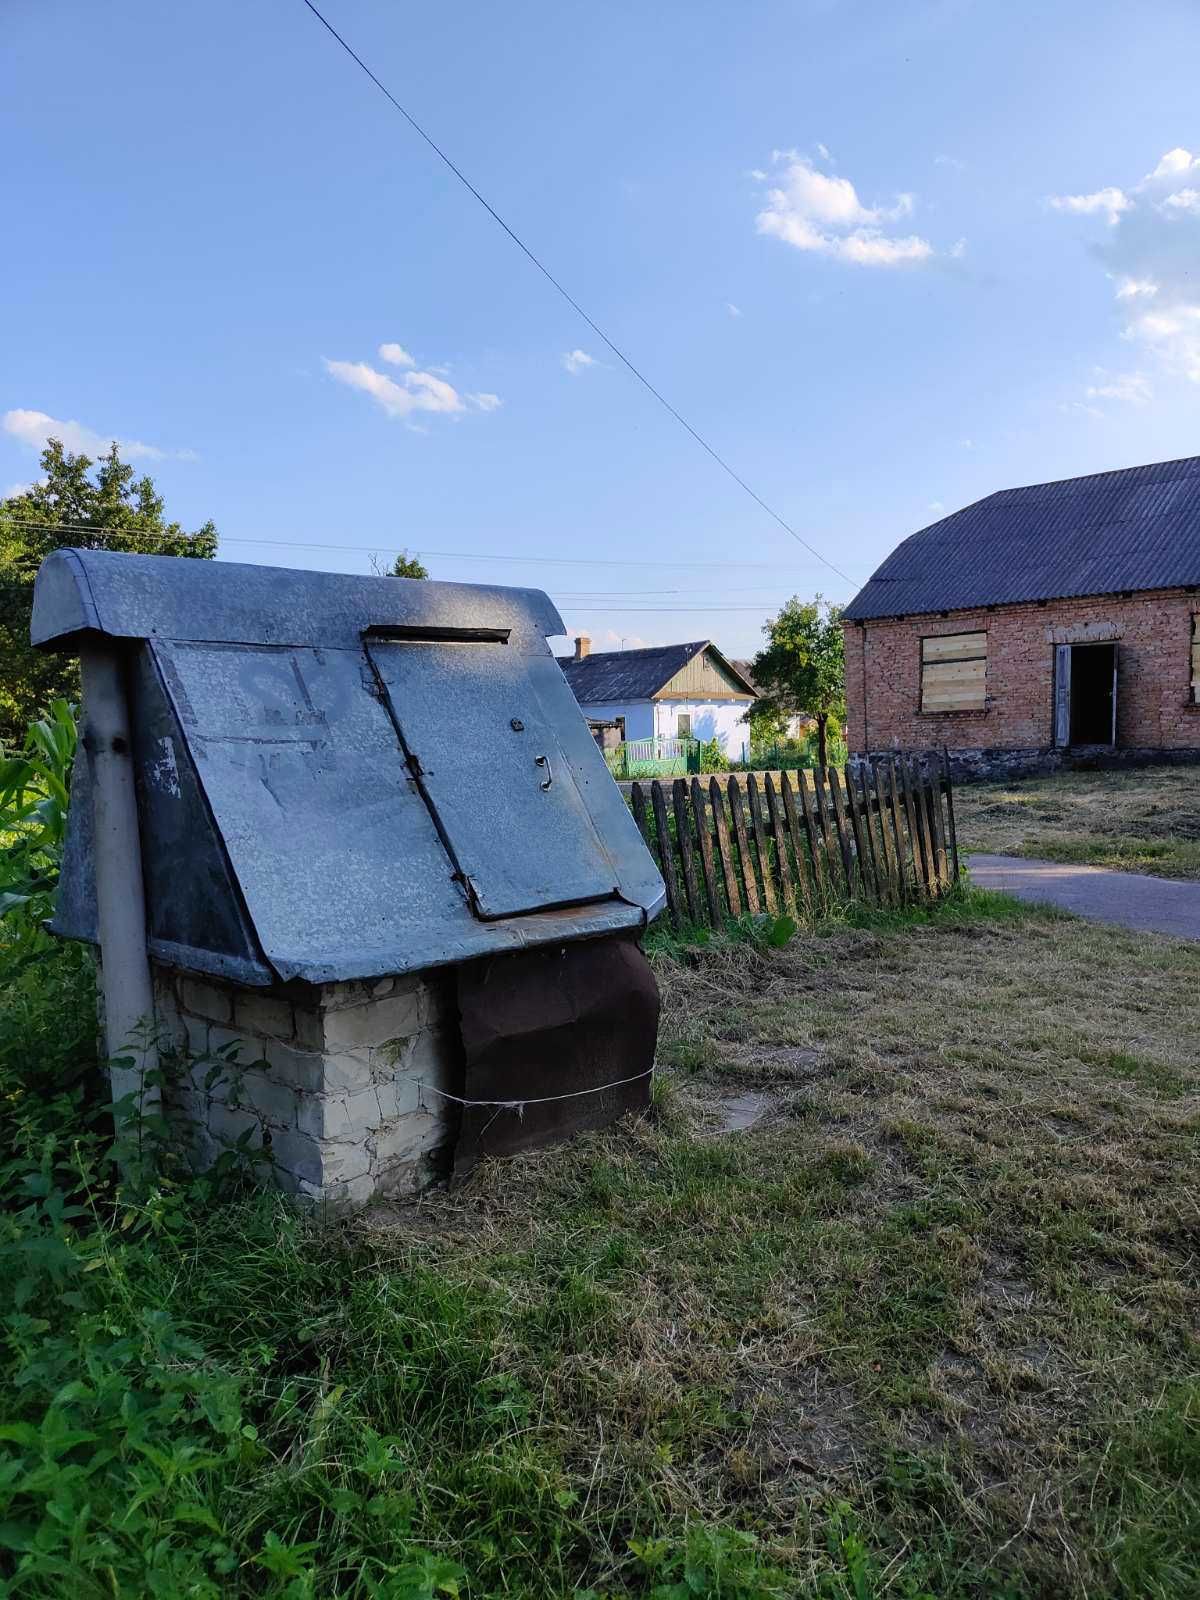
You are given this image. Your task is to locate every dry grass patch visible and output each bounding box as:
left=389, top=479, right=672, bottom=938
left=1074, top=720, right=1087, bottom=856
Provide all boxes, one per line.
left=351, top=901, right=1199, bottom=1597
left=954, top=763, right=1200, bottom=878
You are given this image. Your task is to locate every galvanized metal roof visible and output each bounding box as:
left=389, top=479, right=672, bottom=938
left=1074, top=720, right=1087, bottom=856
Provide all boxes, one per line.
left=39, top=550, right=666, bottom=985
left=559, top=641, right=756, bottom=703
left=31, top=548, right=561, bottom=650
left=843, top=454, right=1200, bottom=621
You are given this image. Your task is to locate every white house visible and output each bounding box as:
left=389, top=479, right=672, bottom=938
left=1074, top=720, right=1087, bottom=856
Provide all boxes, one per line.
left=558, top=637, right=757, bottom=754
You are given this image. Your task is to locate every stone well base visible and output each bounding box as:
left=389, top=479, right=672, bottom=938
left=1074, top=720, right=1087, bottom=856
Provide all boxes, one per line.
left=152, top=966, right=460, bottom=1210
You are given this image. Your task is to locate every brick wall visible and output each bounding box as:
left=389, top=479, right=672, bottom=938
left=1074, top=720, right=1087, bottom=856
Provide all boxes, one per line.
left=844, top=588, right=1200, bottom=757
left=153, top=967, right=459, bottom=1211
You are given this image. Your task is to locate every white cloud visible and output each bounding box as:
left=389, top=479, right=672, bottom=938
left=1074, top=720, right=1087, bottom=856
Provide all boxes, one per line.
left=726, top=302, right=743, bottom=318
left=949, top=237, right=967, bottom=259
left=1114, top=276, right=1158, bottom=299
left=324, top=357, right=470, bottom=421
left=1084, top=368, right=1153, bottom=405
left=469, top=392, right=502, bottom=412
left=935, top=154, right=966, bottom=171
left=754, top=151, right=934, bottom=266
left=816, top=142, right=832, bottom=161
left=1050, top=146, right=1200, bottom=384
left=3, top=481, right=37, bottom=499
left=928, top=501, right=946, bottom=516
left=1149, top=147, right=1200, bottom=180
left=378, top=342, right=416, bottom=368
left=562, top=349, right=597, bottom=374
left=2, top=408, right=191, bottom=462
left=1048, top=186, right=1131, bottom=225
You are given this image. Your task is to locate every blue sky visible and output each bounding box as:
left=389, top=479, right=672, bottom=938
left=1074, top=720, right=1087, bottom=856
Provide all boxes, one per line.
left=4, top=0, right=1200, bottom=658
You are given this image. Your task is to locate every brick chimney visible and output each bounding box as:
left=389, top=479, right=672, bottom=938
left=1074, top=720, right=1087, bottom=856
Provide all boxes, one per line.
left=574, top=635, right=591, bottom=660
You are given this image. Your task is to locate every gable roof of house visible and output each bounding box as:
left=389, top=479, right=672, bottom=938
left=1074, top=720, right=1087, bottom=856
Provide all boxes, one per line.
left=843, top=454, right=1200, bottom=622
left=559, top=640, right=756, bottom=703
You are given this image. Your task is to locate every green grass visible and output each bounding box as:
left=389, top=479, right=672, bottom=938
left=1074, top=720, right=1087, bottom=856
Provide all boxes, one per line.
left=3, top=889, right=1199, bottom=1597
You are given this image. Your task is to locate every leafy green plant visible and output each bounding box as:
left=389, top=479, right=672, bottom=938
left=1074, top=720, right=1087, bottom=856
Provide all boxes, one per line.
left=0, top=699, right=76, bottom=974
left=623, top=1525, right=792, bottom=1598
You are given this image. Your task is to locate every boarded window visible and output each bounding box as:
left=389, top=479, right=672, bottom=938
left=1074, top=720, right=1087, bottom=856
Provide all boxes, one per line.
left=920, top=631, right=987, bottom=712
left=677, top=713, right=692, bottom=738
left=1192, top=616, right=1200, bottom=703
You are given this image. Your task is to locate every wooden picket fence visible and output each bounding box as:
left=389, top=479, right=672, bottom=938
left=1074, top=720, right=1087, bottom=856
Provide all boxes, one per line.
left=629, top=750, right=959, bottom=929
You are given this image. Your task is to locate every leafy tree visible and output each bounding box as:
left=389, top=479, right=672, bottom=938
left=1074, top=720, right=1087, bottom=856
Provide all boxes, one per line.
left=0, top=439, right=216, bottom=742
left=750, top=595, right=845, bottom=770
left=389, top=550, right=429, bottom=580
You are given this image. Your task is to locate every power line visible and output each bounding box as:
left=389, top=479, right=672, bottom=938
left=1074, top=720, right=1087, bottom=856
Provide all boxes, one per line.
left=295, top=0, right=856, bottom=589
left=0, top=518, right=851, bottom=580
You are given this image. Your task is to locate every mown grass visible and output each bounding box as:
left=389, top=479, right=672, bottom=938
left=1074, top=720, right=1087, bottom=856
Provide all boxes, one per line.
left=3, top=892, right=1199, bottom=1597
left=953, top=764, right=1200, bottom=878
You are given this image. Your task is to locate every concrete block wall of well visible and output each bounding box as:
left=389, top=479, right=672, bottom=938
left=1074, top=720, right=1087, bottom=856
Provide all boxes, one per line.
left=151, top=965, right=459, bottom=1210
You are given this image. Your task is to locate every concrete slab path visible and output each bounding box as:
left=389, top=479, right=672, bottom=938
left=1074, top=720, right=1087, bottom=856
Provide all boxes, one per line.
left=968, top=853, right=1200, bottom=942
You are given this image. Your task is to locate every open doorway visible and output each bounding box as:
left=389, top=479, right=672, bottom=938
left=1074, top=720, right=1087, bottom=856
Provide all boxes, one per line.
left=1053, top=642, right=1118, bottom=746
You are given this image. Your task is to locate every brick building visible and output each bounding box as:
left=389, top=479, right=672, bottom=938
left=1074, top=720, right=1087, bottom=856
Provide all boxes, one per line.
left=842, top=456, right=1200, bottom=778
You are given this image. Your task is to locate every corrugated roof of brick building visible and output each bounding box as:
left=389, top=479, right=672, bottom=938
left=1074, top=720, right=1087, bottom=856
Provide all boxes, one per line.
left=844, top=455, right=1200, bottom=621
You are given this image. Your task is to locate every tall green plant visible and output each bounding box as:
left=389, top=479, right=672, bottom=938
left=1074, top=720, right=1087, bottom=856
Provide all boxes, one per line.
left=0, top=699, right=76, bottom=974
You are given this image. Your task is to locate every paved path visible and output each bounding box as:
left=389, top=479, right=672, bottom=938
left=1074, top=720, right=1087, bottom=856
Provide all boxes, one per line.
left=968, top=853, right=1200, bottom=941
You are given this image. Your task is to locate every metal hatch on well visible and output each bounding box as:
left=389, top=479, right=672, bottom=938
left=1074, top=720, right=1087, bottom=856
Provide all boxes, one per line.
left=366, top=630, right=619, bottom=919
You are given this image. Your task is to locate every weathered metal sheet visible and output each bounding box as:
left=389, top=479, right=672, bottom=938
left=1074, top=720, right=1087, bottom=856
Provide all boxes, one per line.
left=844, top=454, right=1200, bottom=621
left=132, top=647, right=273, bottom=983
left=452, top=936, right=659, bottom=1175
left=152, top=637, right=473, bottom=982
left=367, top=638, right=618, bottom=919
left=38, top=550, right=667, bottom=984
left=524, top=653, right=667, bottom=921
left=50, top=651, right=273, bottom=983
left=31, top=548, right=563, bottom=651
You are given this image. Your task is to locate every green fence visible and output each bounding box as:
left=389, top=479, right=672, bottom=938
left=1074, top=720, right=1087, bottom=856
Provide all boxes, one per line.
left=605, top=736, right=700, bottom=781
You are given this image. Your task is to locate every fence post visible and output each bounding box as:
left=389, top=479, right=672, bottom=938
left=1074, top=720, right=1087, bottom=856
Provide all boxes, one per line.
left=924, top=754, right=950, bottom=892
left=710, top=777, right=743, bottom=916
left=871, top=760, right=900, bottom=903
left=745, top=776, right=779, bottom=916
left=885, top=758, right=908, bottom=903
left=764, top=775, right=796, bottom=916
left=631, top=780, right=650, bottom=846
left=851, top=762, right=883, bottom=903
left=826, top=767, right=856, bottom=897
left=727, top=778, right=761, bottom=916
left=672, top=778, right=703, bottom=923
left=941, top=746, right=960, bottom=885
left=650, top=780, right=681, bottom=925
left=778, top=773, right=813, bottom=917
left=900, top=755, right=931, bottom=894
left=796, top=770, right=830, bottom=908
left=691, top=778, right=724, bottom=923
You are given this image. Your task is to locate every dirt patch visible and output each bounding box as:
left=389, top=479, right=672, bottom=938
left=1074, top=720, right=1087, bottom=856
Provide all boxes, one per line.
left=735, top=1369, right=865, bottom=1480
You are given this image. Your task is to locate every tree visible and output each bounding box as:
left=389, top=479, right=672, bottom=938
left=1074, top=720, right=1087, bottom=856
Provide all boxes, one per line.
left=389, top=550, right=429, bottom=580
left=0, top=439, right=217, bottom=742
left=750, top=595, right=845, bottom=770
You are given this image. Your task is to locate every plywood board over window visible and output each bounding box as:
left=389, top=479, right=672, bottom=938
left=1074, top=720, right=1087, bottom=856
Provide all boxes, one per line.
left=921, top=631, right=987, bottom=712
